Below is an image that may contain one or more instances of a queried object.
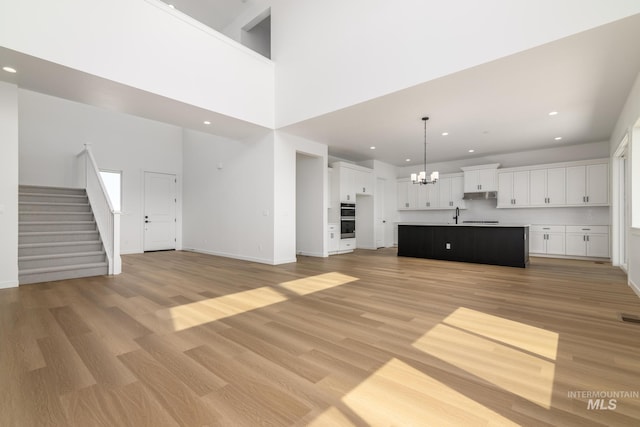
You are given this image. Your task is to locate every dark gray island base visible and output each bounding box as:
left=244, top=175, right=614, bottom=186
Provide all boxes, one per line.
left=398, top=224, right=529, bottom=268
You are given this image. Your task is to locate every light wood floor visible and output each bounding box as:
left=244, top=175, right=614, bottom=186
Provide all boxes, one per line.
left=2, top=249, right=640, bottom=426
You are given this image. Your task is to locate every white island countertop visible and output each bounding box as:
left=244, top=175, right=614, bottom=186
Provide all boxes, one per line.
left=397, top=222, right=530, bottom=228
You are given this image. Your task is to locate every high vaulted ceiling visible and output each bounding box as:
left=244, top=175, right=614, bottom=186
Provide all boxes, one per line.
left=1, top=7, right=639, bottom=167
left=280, top=14, right=640, bottom=166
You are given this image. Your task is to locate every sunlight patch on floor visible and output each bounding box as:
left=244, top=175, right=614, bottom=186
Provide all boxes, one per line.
left=413, top=307, right=558, bottom=409
left=159, top=272, right=358, bottom=331
left=334, top=358, right=519, bottom=426
left=277, top=272, right=359, bottom=295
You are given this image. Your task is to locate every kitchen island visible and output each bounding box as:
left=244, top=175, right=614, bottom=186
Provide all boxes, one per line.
left=398, top=223, right=529, bottom=268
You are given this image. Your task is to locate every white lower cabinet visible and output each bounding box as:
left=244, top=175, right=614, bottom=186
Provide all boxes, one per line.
left=529, top=225, right=565, bottom=255
left=338, top=238, right=356, bottom=253
left=565, top=226, right=609, bottom=258
left=530, top=225, right=609, bottom=258
left=328, top=223, right=340, bottom=254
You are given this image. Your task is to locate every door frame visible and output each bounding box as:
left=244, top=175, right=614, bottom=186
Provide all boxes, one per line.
left=612, top=135, right=629, bottom=271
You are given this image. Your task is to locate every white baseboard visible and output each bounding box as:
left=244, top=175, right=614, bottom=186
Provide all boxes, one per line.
left=296, top=251, right=326, bottom=258
left=185, top=248, right=282, bottom=266
left=120, top=249, right=142, bottom=255
left=629, top=277, right=640, bottom=298
left=0, top=280, right=19, bottom=289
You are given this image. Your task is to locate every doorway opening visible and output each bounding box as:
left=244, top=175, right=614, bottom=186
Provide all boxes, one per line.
left=295, top=152, right=324, bottom=257
left=100, top=169, right=122, bottom=212
left=241, top=8, right=271, bottom=59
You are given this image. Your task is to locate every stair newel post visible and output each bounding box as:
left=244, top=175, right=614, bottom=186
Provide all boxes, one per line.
left=83, top=143, right=92, bottom=190
left=112, top=212, right=121, bottom=275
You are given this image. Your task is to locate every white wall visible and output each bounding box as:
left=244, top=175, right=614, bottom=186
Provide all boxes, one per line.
left=296, top=153, right=324, bottom=256
left=274, top=131, right=328, bottom=263
left=18, top=90, right=183, bottom=254
left=272, top=0, right=640, bottom=127
left=0, top=0, right=274, bottom=128
left=0, top=82, right=19, bottom=288
left=182, top=129, right=277, bottom=264
left=610, top=71, right=640, bottom=295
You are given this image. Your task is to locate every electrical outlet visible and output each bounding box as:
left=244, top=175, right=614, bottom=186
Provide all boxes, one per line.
left=446, top=243, right=451, bottom=250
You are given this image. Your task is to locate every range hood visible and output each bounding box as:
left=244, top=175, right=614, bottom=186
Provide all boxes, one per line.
left=462, top=191, right=497, bottom=200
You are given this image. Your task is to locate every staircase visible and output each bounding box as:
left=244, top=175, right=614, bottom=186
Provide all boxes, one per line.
left=18, top=185, right=108, bottom=284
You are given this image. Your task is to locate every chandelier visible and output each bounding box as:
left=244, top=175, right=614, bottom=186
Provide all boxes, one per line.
left=411, top=116, right=439, bottom=185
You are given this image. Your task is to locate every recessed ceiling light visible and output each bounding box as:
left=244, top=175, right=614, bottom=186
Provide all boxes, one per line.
left=2, top=66, right=17, bottom=73
left=168, top=4, right=175, bottom=8
left=405, top=158, right=411, bottom=162
left=370, top=146, right=376, bottom=150
left=468, top=149, right=475, bottom=153
left=549, top=111, right=558, bottom=116
left=204, top=120, right=211, bottom=125
left=555, top=136, right=562, bottom=141
left=442, top=132, right=449, bottom=136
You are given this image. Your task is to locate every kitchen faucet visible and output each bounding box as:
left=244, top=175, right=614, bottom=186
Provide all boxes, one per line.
left=453, top=206, right=460, bottom=224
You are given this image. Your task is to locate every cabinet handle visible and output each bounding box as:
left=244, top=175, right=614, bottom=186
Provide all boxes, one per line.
left=583, top=235, right=586, bottom=241
left=405, top=202, right=409, bottom=208
left=586, top=196, right=589, bottom=202
left=363, top=187, right=366, bottom=193
left=587, top=235, right=590, bottom=242
left=543, top=228, right=550, bottom=230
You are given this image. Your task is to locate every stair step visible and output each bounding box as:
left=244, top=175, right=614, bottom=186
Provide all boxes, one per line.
left=19, top=241, right=104, bottom=257
left=19, top=221, right=97, bottom=232
left=19, top=185, right=86, bottom=196
left=19, top=192, right=88, bottom=204
left=19, top=202, right=92, bottom=213
left=19, top=230, right=100, bottom=244
left=20, top=212, right=94, bottom=222
left=19, top=262, right=109, bottom=285
left=19, top=251, right=106, bottom=270
left=18, top=184, right=109, bottom=284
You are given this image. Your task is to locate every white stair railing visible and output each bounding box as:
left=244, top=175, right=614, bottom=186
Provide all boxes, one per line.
left=75, top=144, right=121, bottom=275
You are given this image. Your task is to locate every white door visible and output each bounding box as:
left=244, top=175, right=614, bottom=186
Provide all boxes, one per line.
left=376, top=177, right=386, bottom=248
left=144, top=172, right=177, bottom=251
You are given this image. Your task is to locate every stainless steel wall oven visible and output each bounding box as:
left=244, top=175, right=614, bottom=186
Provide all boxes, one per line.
left=340, top=203, right=356, bottom=239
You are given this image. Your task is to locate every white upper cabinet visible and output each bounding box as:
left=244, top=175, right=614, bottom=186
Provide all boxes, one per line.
left=530, top=167, right=566, bottom=206
left=496, top=159, right=607, bottom=209
left=497, top=171, right=529, bottom=207
left=355, top=169, right=374, bottom=195
left=417, top=182, right=439, bottom=208
left=461, top=164, right=499, bottom=192
left=566, top=163, right=608, bottom=206
left=397, top=179, right=418, bottom=210
left=438, top=175, right=466, bottom=209
left=332, top=162, right=374, bottom=203
left=397, top=173, right=463, bottom=210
